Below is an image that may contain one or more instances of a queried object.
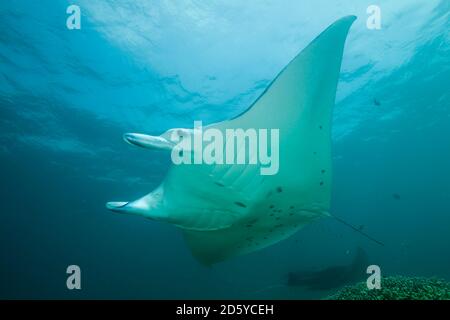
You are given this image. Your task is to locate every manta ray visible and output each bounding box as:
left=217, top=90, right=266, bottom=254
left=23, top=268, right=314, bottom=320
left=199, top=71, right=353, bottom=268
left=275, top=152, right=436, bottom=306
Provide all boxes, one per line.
left=107, top=16, right=357, bottom=265
left=287, top=247, right=369, bottom=290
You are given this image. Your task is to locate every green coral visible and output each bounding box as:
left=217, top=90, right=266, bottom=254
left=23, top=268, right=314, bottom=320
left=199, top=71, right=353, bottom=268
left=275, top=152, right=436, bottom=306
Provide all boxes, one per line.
left=326, top=276, right=450, bottom=300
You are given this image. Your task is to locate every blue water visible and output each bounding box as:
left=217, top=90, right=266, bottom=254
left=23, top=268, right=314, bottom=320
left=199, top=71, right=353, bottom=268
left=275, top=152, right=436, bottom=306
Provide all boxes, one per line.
left=0, top=0, right=449, bottom=299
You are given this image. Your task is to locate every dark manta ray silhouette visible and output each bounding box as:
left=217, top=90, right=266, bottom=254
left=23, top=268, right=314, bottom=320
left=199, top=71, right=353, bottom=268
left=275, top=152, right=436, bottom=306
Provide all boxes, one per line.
left=287, top=247, right=369, bottom=291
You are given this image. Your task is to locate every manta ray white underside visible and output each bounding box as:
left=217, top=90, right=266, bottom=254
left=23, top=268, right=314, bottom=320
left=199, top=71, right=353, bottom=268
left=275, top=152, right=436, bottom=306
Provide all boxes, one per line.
left=107, top=16, right=356, bottom=265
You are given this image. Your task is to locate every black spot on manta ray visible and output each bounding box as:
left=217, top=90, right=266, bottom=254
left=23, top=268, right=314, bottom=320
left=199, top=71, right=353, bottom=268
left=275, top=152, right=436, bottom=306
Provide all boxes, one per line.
left=320, top=181, right=324, bottom=186
left=321, top=169, right=326, bottom=174
left=319, top=125, right=323, bottom=130
left=276, top=187, right=283, bottom=193
left=392, top=193, right=401, bottom=200
left=234, top=201, right=247, bottom=208
left=269, top=205, right=275, bottom=209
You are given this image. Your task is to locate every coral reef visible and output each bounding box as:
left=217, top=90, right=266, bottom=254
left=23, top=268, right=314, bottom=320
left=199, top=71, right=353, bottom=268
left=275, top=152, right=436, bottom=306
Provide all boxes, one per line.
left=327, top=276, right=450, bottom=300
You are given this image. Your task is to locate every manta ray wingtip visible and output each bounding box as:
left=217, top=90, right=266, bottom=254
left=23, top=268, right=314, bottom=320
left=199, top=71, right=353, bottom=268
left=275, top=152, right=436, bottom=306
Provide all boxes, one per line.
left=338, top=15, right=357, bottom=23
left=328, top=15, right=357, bottom=30
left=333, top=15, right=357, bottom=29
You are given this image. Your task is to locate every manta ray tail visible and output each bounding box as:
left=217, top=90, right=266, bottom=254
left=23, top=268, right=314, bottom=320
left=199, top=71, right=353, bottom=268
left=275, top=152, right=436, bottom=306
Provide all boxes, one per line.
left=331, top=215, right=385, bottom=246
